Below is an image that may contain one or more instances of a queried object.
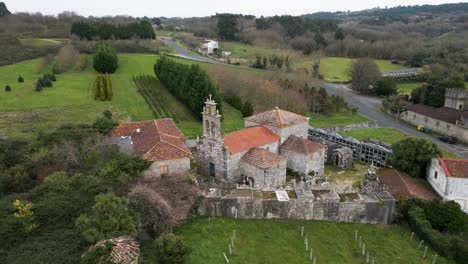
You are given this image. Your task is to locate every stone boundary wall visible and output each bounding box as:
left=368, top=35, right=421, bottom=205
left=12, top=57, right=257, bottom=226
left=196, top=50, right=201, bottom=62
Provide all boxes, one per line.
left=198, top=189, right=395, bottom=224
left=320, top=121, right=379, bottom=133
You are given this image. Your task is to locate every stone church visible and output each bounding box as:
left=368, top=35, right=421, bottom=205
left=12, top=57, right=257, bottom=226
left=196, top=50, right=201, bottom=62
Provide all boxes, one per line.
left=197, top=95, right=326, bottom=189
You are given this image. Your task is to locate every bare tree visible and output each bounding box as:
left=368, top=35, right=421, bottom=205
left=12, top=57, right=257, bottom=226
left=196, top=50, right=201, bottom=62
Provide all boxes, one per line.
left=348, top=58, right=381, bottom=94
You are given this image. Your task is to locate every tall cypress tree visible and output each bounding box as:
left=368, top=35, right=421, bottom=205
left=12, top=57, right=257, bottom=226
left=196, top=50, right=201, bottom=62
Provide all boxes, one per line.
left=99, top=75, right=106, bottom=101
left=105, top=73, right=113, bottom=100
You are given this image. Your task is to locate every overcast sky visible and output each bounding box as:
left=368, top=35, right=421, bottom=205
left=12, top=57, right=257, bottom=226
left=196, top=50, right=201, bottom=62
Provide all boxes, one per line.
left=6, top=0, right=466, bottom=17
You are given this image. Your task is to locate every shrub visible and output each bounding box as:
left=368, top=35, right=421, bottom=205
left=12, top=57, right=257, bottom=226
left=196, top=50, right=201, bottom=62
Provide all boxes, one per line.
left=241, top=100, right=254, bottom=117
left=153, top=234, right=191, bottom=264
left=35, top=82, right=43, bottom=92
left=18, top=76, right=24, bottom=83
left=375, top=78, right=397, bottom=96
left=103, top=110, right=113, bottom=120
left=92, top=117, right=115, bottom=135
left=5, top=85, right=11, bottom=92
left=224, top=95, right=242, bottom=110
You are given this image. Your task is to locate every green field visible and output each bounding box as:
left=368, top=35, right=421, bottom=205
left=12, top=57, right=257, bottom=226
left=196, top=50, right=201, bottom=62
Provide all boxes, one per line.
left=145, top=217, right=449, bottom=264
left=397, top=82, right=422, bottom=95
left=308, top=112, right=370, bottom=128
left=341, top=128, right=410, bottom=145
left=0, top=53, right=245, bottom=139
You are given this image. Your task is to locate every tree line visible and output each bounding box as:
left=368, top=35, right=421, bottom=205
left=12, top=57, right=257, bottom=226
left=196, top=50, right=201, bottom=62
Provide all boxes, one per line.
left=154, top=56, right=223, bottom=120
left=71, top=20, right=156, bottom=41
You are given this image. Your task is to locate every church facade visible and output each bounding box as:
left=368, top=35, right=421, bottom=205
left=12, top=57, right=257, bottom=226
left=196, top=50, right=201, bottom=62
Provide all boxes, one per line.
left=196, top=96, right=326, bottom=189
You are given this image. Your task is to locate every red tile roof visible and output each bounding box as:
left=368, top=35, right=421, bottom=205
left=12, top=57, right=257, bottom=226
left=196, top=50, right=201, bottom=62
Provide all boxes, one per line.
left=94, top=236, right=139, bottom=264
left=244, top=107, right=309, bottom=128
left=438, top=158, right=468, bottom=178
left=240, top=147, right=286, bottom=169
left=281, top=135, right=326, bottom=154
left=378, top=169, right=439, bottom=200
left=111, top=119, right=191, bottom=161
left=223, top=126, right=280, bottom=154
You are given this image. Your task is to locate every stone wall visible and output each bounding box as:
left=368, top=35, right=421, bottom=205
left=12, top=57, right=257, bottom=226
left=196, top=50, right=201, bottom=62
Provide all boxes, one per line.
left=400, top=110, right=468, bottom=144
left=239, top=159, right=287, bottom=188
left=198, top=188, right=395, bottom=224
left=281, top=149, right=325, bottom=176
left=319, top=121, right=379, bottom=133
left=143, top=157, right=190, bottom=180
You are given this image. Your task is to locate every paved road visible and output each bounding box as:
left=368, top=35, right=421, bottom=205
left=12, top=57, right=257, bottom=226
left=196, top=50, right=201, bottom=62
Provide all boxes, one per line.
left=321, top=82, right=468, bottom=158
left=159, top=38, right=468, bottom=158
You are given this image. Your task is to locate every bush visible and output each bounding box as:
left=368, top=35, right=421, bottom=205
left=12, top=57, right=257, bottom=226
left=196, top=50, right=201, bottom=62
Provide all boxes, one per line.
left=5, top=85, right=11, bottom=92
left=92, top=117, right=115, bottom=135
left=93, top=41, right=118, bottom=74
left=241, top=100, right=254, bottom=117
left=35, top=82, right=43, bottom=92
left=103, top=110, right=113, bottom=120
left=18, top=76, right=24, bottom=83
left=153, top=234, right=191, bottom=264
left=224, top=95, right=242, bottom=110
left=375, top=78, right=397, bottom=96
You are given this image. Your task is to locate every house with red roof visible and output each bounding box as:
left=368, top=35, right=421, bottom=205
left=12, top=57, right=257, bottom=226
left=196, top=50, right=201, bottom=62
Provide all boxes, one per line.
left=111, top=118, right=191, bottom=179
left=427, top=158, right=468, bottom=212
left=196, top=96, right=325, bottom=188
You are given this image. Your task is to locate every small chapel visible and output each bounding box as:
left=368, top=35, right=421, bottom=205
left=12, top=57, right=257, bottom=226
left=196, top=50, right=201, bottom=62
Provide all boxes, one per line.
left=197, top=95, right=326, bottom=189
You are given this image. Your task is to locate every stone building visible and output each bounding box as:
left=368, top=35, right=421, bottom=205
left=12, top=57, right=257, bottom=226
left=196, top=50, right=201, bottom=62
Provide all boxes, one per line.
left=445, top=88, right=468, bottom=111
left=280, top=135, right=326, bottom=176
left=399, top=103, right=468, bottom=144
left=85, top=236, right=140, bottom=264
left=427, top=158, right=468, bottom=213
left=331, top=146, right=354, bottom=169
left=197, top=96, right=326, bottom=189
left=111, top=119, right=191, bottom=179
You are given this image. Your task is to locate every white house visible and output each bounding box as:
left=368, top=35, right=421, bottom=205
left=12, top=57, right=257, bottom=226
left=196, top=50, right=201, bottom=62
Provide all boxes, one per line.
left=201, top=39, right=218, bottom=55
left=427, top=158, right=468, bottom=213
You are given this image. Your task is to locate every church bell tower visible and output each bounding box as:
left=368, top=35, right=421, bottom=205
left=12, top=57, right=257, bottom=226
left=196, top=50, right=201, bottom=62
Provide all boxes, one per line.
left=202, top=94, right=222, bottom=140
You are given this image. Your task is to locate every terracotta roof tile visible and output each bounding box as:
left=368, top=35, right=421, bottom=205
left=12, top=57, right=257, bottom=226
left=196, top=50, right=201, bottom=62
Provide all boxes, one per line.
left=111, top=119, right=191, bottom=161
left=240, top=147, right=286, bottom=169
left=378, top=169, right=439, bottom=200
left=437, top=158, right=468, bottom=178
left=281, top=135, right=326, bottom=154
left=94, top=236, right=139, bottom=264
left=223, top=126, right=280, bottom=154
left=244, top=107, right=309, bottom=128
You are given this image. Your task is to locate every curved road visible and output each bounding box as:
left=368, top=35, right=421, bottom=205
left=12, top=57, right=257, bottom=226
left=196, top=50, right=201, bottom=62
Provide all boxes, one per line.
left=160, top=38, right=468, bottom=158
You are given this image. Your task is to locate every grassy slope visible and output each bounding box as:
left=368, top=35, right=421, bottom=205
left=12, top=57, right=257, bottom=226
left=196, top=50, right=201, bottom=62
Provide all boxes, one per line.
left=308, top=112, right=370, bottom=128
left=151, top=217, right=449, bottom=264
left=397, top=82, right=422, bottom=95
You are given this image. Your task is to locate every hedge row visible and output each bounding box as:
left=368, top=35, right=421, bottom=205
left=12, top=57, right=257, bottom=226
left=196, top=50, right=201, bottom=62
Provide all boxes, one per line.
left=93, top=74, right=113, bottom=101
left=407, top=206, right=468, bottom=263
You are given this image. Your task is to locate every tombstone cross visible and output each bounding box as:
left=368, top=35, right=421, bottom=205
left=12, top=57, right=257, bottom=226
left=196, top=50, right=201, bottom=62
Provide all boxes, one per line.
left=410, top=232, right=414, bottom=241
left=362, top=243, right=366, bottom=256
left=418, top=240, right=424, bottom=249
left=309, top=248, right=313, bottom=261
left=223, top=252, right=230, bottom=264
left=432, top=254, right=438, bottom=264
left=305, top=237, right=309, bottom=252
left=423, top=246, right=428, bottom=259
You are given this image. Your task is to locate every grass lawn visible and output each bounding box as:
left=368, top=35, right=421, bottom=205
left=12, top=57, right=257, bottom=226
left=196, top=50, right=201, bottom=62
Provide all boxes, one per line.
left=341, top=128, right=410, bottom=145
left=325, top=162, right=369, bottom=188
left=296, top=57, right=408, bottom=83
left=143, top=217, right=450, bottom=264
left=397, top=82, right=422, bottom=95
left=308, top=111, right=370, bottom=128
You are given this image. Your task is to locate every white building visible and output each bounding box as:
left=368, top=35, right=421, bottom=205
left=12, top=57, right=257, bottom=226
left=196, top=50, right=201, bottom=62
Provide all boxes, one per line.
left=201, top=39, right=218, bottom=55
left=427, top=158, right=468, bottom=213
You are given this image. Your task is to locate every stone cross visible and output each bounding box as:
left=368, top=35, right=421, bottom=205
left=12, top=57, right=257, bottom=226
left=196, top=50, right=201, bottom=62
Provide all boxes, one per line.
left=362, top=243, right=365, bottom=256
left=313, top=257, right=316, bottom=264
left=366, top=251, right=369, bottom=263
left=410, top=232, right=414, bottom=241
left=432, top=254, right=438, bottom=264
left=305, top=236, right=309, bottom=252
left=309, top=248, right=313, bottom=261
left=233, top=230, right=236, bottom=240
left=228, top=244, right=232, bottom=255
left=231, top=237, right=235, bottom=249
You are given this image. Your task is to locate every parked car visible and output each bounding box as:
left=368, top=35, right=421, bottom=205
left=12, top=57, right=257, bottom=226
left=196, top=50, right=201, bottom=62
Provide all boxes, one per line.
left=438, top=136, right=457, bottom=144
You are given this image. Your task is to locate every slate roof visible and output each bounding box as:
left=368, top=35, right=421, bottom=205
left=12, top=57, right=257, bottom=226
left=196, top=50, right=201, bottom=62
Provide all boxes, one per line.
left=240, top=147, right=286, bottom=169
left=223, top=126, right=280, bottom=154
left=281, top=135, right=326, bottom=154
left=94, top=236, right=139, bottom=264
left=244, top=107, right=309, bottom=128
left=378, top=169, right=439, bottom=200
left=111, top=119, right=191, bottom=161
left=403, top=104, right=468, bottom=124
left=438, top=158, right=468, bottom=179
